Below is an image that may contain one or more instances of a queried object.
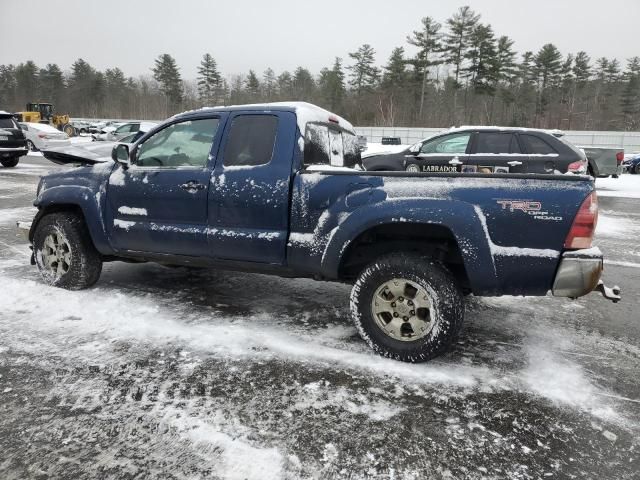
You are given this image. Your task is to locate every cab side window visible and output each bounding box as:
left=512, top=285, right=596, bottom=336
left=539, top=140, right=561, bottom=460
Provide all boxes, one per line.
left=522, top=134, right=557, bottom=155
left=223, top=115, right=278, bottom=167
left=136, top=118, right=219, bottom=168
left=421, top=133, right=470, bottom=154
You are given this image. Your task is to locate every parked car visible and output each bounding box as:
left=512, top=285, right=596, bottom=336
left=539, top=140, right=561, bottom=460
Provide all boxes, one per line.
left=22, top=102, right=620, bottom=363
left=93, top=122, right=157, bottom=142
left=581, top=147, right=625, bottom=177
left=20, top=122, right=71, bottom=152
left=363, top=127, right=588, bottom=175
left=623, top=153, right=640, bottom=173
left=0, top=110, right=27, bottom=167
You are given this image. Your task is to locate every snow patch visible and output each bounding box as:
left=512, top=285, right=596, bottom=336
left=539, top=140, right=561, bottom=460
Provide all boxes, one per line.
left=118, top=206, right=148, bottom=216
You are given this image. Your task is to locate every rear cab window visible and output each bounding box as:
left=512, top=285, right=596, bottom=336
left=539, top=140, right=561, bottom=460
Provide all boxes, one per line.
left=303, top=122, right=360, bottom=169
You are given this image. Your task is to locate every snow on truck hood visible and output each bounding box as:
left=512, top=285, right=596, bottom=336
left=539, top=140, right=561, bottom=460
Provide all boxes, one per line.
left=174, top=102, right=355, bottom=135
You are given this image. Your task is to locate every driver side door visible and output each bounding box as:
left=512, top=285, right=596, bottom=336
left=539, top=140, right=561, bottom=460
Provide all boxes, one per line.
left=106, top=115, right=225, bottom=257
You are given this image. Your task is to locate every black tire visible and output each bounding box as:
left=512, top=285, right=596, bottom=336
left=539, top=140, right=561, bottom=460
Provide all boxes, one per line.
left=63, top=124, right=76, bottom=137
left=27, top=140, right=38, bottom=152
left=350, top=253, right=464, bottom=362
left=635, top=164, right=640, bottom=175
left=612, top=174, right=619, bottom=178
left=33, top=212, right=102, bottom=290
left=405, top=163, right=421, bottom=173
left=0, top=157, right=20, bottom=168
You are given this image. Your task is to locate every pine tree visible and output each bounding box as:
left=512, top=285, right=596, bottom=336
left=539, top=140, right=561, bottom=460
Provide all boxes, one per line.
left=533, top=44, right=563, bottom=124
left=347, top=44, right=379, bottom=95
left=464, top=23, right=497, bottom=95
left=292, top=67, right=315, bottom=99
left=573, top=51, right=592, bottom=85
left=0, top=65, right=17, bottom=109
left=621, top=57, right=640, bottom=129
left=443, top=6, right=480, bottom=88
left=197, top=53, right=222, bottom=106
left=277, top=71, right=293, bottom=99
left=15, top=61, right=39, bottom=106
left=406, top=17, right=442, bottom=119
left=152, top=53, right=183, bottom=113
left=318, top=57, right=346, bottom=112
left=262, top=68, right=277, bottom=100
left=38, top=63, right=65, bottom=106
left=383, top=47, right=408, bottom=87
left=495, top=36, right=517, bottom=83
left=244, top=70, right=260, bottom=99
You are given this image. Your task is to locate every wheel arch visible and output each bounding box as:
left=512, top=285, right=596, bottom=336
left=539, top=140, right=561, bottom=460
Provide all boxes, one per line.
left=30, top=191, right=113, bottom=255
left=335, top=221, right=471, bottom=291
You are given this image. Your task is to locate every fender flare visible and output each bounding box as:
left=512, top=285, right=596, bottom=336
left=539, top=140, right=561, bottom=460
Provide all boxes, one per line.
left=31, top=185, right=114, bottom=255
left=319, top=199, right=499, bottom=293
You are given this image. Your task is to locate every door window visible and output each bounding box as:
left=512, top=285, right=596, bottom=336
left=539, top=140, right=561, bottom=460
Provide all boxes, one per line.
left=223, top=115, right=278, bottom=167
left=420, top=133, right=470, bottom=154
left=521, top=134, right=557, bottom=155
left=136, top=118, right=219, bottom=168
left=476, top=132, right=520, bottom=154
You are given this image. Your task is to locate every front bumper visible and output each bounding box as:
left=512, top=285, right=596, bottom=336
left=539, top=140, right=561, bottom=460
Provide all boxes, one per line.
left=552, top=247, right=621, bottom=302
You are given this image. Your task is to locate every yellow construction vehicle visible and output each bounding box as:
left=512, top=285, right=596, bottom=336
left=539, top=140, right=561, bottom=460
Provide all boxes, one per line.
left=15, top=103, right=76, bottom=137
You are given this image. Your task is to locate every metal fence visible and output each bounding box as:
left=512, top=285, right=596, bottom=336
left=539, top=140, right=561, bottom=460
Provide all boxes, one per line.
left=354, top=127, right=640, bottom=153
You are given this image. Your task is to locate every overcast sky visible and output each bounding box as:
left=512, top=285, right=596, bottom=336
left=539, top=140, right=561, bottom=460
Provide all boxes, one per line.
left=1, top=0, right=638, bottom=79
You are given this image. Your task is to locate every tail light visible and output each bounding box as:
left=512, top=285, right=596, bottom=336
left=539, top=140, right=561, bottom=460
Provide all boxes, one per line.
left=564, top=191, right=598, bottom=249
left=38, top=133, right=47, bottom=138
left=616, top=151, right=624, bottom=165
left=567, top=160, right=587, bottom=174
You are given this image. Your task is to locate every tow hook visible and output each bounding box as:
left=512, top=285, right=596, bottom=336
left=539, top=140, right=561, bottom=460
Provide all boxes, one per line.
left=595, top=280, right=621, bottom=303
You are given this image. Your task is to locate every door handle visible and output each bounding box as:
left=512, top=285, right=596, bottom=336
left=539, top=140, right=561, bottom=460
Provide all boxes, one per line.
left=449, top=156, right=463, bottom=166
left=180, top=181, right=205, bottom=192
left=507, top=160, right=523, bottom=166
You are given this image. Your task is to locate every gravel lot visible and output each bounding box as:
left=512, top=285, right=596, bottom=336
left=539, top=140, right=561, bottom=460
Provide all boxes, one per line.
left=1, top=154, right=638, bottom=479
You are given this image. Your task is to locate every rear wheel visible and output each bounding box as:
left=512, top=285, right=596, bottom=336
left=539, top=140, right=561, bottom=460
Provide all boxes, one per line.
left=33, top=212, right=102, bottom=289
left=0, top=157, right=19, bottom=168
left=350, top=253, right=464, bottom=362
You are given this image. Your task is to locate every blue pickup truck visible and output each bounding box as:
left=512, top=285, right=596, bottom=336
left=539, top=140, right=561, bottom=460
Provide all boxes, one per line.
left=22, top=102, right=620, bottom=362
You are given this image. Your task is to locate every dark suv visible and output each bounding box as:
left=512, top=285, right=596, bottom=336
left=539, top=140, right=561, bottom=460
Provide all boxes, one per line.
left=0, top=111, right=27, bottom=168
left=363, top=127, right=588, bottom=175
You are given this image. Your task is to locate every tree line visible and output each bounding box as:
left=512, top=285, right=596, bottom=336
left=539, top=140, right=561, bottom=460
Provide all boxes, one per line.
left=1, top=5, right=639, bottom=130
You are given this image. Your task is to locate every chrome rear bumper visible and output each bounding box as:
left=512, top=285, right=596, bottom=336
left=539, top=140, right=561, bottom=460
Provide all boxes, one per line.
left=552, top=247, right=621, bottom=302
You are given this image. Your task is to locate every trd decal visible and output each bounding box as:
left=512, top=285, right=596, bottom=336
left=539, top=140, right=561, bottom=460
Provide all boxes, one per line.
left=496, top=200, right=562, bottom=221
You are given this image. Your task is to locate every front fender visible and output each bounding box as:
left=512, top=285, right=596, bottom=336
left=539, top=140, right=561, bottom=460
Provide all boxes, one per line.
left=32, top=184, right=114, bottom=255
left=320, top=198, right=499, bottom=293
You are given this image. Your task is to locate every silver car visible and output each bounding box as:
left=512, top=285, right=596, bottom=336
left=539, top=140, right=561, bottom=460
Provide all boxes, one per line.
left=95, top=122, right=157, bottom=142
left=20, top=122, right=71, bottom=151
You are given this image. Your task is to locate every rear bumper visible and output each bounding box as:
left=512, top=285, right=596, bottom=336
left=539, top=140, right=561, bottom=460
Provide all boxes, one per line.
left=552, top=247, right=603, bottom=298
left=0, top=146, right=27, bottom=157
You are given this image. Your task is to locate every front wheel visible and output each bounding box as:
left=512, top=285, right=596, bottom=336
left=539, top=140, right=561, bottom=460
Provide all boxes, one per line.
left=0, top=156, right=20, bottom=168
left=350, top=253, right=464, bottom=362
left=405, top=163, right=420, bottom=173
left=635, top=164, right=640, bottom=174
left=33, top=212, right=102, bottom=289
left=27, top=140, right=38, bottom=152
left=63, top=124, right=76, bottom=137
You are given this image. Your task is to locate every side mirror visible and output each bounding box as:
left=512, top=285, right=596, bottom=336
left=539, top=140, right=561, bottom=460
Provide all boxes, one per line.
left=112, top=143, right=131, bottom=168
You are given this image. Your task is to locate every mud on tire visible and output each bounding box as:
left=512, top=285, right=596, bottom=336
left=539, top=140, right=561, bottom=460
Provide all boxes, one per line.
left=33, top=212, right=102, bottom=290
left=350, top=253, right=464, bottom=362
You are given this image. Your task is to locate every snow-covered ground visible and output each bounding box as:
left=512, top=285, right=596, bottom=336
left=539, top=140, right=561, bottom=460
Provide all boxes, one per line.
left=0, top=158, right=638, bottom=479
left=596, top=174, right=640, bottom=198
